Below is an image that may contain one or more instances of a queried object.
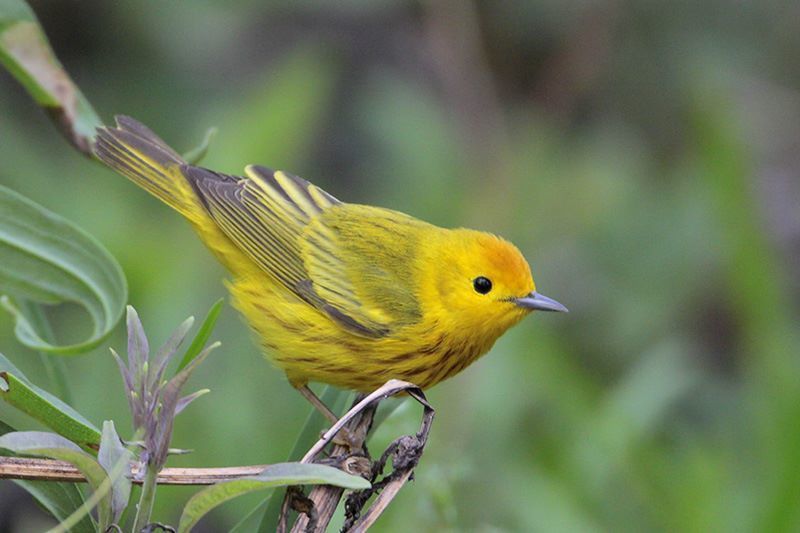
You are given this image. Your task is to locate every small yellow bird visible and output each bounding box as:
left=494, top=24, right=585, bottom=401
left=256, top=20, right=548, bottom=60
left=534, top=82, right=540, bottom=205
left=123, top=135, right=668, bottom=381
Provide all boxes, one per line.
left=95, top=116, right=566, bottom=422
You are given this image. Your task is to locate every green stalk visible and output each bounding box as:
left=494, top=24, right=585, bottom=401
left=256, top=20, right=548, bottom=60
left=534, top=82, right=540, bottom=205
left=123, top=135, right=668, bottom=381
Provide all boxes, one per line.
left=132, top=466, right=158, bottom=532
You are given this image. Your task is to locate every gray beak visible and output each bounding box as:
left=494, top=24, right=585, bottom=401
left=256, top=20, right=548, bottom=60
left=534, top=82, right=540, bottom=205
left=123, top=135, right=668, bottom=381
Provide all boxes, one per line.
left=513, top=291, right=568, bottom=313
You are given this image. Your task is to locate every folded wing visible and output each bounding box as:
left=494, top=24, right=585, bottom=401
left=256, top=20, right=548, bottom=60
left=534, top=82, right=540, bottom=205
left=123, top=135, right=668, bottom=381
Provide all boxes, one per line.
left=184, top=164, right=419, bottom=338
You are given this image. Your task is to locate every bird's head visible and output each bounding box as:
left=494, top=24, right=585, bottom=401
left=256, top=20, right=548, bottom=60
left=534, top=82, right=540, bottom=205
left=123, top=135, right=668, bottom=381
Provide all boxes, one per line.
left=428, top=230, right=567, bottom=336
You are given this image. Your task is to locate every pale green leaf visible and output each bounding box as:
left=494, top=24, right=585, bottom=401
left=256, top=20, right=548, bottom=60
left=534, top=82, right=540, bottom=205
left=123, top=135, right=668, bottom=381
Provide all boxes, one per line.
left=179, top=462, right=370, bottom=533
left=97, top=421, right=133, bottom=523
left=0, top=418, right=93, bottom=531
left=15, top=480, right=95, bottom=533
left=0, top=185, right=127, bottom=354
left=0, top=431, right=112, bottom=527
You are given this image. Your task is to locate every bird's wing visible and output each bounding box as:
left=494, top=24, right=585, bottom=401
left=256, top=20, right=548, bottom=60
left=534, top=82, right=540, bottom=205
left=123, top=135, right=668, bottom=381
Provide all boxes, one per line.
left=302, top=204, right=425, bottom=332
left=183, top=164, right=404, bottom=337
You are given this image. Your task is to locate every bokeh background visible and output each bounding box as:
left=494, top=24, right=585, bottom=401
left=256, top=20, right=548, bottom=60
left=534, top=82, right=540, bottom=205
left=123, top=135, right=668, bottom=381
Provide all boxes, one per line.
left=2, top=0, right=800, bottom=531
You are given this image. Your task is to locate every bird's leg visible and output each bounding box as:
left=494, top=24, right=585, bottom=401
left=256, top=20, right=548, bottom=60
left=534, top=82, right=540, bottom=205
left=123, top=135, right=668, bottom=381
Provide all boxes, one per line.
left=297, top=385, right=339, bottom=426
left=296, top=385, right=359, bottom=450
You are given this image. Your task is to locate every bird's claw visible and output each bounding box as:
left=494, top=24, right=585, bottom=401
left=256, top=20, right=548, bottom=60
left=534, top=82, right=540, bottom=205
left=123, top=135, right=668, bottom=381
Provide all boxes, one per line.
left=319, top=426, right=361, bottom=451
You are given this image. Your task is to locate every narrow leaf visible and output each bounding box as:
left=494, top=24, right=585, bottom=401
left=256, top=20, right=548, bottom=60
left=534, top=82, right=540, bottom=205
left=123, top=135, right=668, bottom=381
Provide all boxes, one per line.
left=182, top=127, right=218, bottom=165
left=110, top=348, right=134, bottom=405
left=0, top=419, right=92, bottom=531
left=177, top=299, right=223, bottom=372
left=151, top=342, right=218, bottom=467
left=126, top=306, right=148, bottom=372
left=97, top=421, right=133, bottom=522
left=0, top=431, right=112, bottom=527
left=0, top=185, right=127, bottom=354
left=151, top=316, right=194, bottom=390
left=0, top=0, right=101, bottom=154
left=175, top=389, right=210, bottom=416
left=178, top=462, right=370, bottom=533
left=0, top=353, right=100, bottom=450
left=167, top=342, right=219, bottom=402
left=15, top=480, right=95, bottom=533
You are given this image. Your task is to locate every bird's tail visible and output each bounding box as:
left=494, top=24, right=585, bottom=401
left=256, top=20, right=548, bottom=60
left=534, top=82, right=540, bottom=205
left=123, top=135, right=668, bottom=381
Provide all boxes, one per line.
left=94, top=116, right=196, bottom=219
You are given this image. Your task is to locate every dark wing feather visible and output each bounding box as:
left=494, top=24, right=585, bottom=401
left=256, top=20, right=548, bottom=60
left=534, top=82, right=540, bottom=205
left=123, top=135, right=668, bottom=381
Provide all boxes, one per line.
left=183, top=164, right=391, bottom=337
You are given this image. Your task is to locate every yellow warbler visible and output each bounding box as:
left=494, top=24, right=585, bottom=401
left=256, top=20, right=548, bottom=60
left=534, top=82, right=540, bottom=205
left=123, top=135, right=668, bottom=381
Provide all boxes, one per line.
left=95, top=116, right=566, bottom=420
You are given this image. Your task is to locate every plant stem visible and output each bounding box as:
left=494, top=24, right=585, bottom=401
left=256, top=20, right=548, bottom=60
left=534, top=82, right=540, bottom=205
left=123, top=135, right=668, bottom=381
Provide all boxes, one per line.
left=132, top=465, right=159, bottom=532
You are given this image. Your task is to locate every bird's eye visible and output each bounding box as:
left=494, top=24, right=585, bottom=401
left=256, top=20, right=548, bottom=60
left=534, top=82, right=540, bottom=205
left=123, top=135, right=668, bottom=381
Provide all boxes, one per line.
left=473, top=276, right=492, bottom=295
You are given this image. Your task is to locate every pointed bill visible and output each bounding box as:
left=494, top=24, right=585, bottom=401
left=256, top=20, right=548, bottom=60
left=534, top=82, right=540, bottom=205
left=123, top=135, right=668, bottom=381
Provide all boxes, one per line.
left=513, top=291, right=568, bottom=313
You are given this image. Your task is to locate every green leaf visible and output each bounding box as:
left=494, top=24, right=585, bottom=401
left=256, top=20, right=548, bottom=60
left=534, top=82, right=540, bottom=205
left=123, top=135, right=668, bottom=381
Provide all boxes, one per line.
left=15, top=480, right=95, bottom=533
left=178, top=462, right=370, bottom=533
left=0, top=353, right=100, bottom=450
left=177, top=298, right=223, bottom=372
left=0, top=185, right=127, bottom=354
left=257, top=386, right=349, bottom=533
left=0, top=431, right=112, bottom=528
left=97, top=421, right=133, bottom=523
left=0, top=418, right=93, bottom=531
left=0, top=0, right=101, bottom=154
left=182, top=127, right=218, bottom=165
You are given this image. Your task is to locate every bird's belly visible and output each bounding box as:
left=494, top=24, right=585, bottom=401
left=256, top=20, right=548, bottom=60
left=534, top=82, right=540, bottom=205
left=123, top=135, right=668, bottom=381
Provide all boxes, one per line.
left=270, top=331, right=489, bottom=392
left=231, top=278, right=493, bottom=391
left=280, top=331, right=492, bottom=393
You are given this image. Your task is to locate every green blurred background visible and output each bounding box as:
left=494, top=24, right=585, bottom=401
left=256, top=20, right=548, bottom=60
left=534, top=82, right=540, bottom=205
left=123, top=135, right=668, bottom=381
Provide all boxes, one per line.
left=2, top=0, right=800, bottom=531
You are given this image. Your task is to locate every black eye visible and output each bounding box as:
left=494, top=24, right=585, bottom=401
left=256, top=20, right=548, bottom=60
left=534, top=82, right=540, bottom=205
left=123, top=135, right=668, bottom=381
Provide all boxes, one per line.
left=473, top=276, right=492, bottom=294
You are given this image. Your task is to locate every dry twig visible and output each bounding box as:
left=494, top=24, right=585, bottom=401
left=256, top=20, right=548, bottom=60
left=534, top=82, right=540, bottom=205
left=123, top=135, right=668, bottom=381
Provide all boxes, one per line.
left=282, top=379, right=434, bottom=532
left=0, top=457, right=268, bottom=485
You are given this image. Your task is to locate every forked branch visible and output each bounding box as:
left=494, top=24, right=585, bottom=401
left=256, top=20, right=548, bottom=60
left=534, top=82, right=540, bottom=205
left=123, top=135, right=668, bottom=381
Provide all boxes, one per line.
left=282, top=379, right=435, bottom=533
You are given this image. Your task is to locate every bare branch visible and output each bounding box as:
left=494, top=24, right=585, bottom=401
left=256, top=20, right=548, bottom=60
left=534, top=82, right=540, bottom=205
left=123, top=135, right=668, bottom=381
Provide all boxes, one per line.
left=348, top=468, right=413, bottom=531
left=284, top=379, right=435, bottom=532
left=0, top=457, right=267, bottom=485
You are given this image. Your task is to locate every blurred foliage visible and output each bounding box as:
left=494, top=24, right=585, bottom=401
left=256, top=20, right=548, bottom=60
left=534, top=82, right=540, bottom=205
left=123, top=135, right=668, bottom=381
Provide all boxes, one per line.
left=1, top=0, right=800, bottom=531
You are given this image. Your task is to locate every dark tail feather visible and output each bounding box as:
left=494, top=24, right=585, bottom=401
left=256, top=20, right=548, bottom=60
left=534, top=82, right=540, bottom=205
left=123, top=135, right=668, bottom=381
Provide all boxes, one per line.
left=94, top=116, right=192, bottom=215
